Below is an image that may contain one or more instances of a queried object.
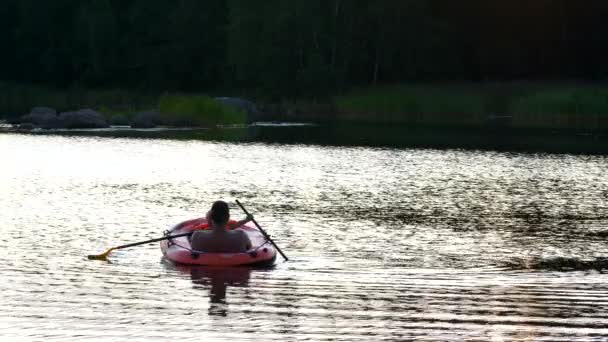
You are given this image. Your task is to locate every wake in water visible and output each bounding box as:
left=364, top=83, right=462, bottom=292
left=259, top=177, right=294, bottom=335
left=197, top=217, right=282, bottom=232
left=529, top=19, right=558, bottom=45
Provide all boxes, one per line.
left=504, top=256, right=608, bottom=272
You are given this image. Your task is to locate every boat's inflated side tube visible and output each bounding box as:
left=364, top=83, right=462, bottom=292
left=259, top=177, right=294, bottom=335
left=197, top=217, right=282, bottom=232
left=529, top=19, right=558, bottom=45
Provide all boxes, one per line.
left=160, top=218, right=277, bottom=267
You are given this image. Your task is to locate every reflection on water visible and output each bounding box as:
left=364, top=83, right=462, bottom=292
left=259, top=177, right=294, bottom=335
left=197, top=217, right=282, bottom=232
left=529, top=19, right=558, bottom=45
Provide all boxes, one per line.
left=167, top=262, right=253, bottom=317
left=1, top=133, right=608, bottom=341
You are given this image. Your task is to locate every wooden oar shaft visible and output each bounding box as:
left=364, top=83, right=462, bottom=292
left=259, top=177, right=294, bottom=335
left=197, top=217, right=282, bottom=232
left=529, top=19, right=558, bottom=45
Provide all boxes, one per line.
left=112, top=231, right=192, bottom=250
left=87, top=231, right=192, bottom=260
left=236, top=200, right=289, bottom=261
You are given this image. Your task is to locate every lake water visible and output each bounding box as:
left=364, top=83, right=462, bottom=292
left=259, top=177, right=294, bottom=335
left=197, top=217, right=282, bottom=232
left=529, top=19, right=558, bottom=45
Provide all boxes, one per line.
left=1, top=131, right=608, bottom=341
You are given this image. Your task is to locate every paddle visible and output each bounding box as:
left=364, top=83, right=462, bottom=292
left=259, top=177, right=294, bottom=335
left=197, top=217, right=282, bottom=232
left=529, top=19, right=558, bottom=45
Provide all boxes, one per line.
left=236, top=200, right=289, bottom=261
left=87, top=232, right=192, bottom=260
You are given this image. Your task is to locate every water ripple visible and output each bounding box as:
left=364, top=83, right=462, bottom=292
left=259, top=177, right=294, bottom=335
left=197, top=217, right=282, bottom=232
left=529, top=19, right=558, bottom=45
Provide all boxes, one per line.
left=1, top=134, right=608, bottom=341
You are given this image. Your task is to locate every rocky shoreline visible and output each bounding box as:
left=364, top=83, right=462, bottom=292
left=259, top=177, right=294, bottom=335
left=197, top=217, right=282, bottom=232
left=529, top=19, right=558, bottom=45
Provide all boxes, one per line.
left=5, top=97, right=262, bottom=130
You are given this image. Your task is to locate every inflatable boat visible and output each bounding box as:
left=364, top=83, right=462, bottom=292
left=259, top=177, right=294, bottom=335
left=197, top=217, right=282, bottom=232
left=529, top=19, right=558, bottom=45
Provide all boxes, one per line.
left=160, top=218, right=277, bottom=267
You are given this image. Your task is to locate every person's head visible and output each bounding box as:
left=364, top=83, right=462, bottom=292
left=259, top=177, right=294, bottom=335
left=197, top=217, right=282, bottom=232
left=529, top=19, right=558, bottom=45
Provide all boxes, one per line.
left=208, top=200, right=229, bottom=225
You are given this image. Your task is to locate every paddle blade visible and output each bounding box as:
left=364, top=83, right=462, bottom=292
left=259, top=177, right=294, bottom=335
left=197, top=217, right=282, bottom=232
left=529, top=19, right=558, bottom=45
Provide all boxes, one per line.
left=87, top=248, right=114, bottom=261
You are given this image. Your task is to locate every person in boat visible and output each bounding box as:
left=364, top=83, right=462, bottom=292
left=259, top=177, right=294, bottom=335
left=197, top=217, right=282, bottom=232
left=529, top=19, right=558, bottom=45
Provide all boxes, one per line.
left=190, top=200, right=253, bottom=253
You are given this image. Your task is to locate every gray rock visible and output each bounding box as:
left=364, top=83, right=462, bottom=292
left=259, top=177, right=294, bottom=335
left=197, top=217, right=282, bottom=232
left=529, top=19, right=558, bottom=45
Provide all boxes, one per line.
left=130, top=110, right=159, bottom=128
left=19, top=107, right=60, bottom=128
left=58, top=109, right=109, bottom=128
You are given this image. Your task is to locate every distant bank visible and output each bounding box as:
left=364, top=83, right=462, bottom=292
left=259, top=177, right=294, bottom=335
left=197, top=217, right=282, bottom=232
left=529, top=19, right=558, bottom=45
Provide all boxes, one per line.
left=1, top=82, right=607, bottom=133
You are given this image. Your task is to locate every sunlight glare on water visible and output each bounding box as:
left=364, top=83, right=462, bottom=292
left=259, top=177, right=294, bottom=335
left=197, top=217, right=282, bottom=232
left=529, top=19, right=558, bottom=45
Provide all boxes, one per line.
left=1, top=133, right=608, bottom=341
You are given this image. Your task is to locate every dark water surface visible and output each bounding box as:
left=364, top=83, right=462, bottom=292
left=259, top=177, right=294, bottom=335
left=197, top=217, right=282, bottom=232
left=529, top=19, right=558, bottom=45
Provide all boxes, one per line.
left=1, top=132, right=608, bottom=341
left=4, top=122, right=607, bottom=154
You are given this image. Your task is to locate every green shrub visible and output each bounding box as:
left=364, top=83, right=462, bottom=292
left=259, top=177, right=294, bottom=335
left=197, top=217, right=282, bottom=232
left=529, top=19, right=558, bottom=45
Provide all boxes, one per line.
left=158, top=94, right=246, bottom=127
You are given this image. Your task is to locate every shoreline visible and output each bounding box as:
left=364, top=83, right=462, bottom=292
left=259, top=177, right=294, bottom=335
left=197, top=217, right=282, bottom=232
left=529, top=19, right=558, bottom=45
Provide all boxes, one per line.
left=2, top=82, right=608, bottom=132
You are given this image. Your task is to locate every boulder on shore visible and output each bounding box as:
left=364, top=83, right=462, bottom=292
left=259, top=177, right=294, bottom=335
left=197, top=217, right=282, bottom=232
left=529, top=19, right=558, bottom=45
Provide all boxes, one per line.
left=17, top=107, right=108, bottom=129
left=58, top=109, right=109, bottom=128
left=19, top=107, right=60, bottom=129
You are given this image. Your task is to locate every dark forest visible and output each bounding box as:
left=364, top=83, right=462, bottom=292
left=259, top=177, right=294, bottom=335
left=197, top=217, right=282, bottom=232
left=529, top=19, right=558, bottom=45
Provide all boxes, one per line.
left=2, top=0, right=607, bottom=98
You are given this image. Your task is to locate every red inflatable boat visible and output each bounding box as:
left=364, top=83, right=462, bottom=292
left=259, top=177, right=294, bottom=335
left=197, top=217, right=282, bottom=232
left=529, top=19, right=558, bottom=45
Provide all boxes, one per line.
left=160, top=218, right=277, bottom=267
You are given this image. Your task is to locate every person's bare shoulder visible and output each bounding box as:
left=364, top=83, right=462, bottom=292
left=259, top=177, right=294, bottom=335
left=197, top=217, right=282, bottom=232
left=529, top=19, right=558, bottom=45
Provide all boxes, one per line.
left=192, top=230, right=212, bottom=239
left=228, top=229, right=250, bottom=250
left=229, top=229, right=246, bottom=239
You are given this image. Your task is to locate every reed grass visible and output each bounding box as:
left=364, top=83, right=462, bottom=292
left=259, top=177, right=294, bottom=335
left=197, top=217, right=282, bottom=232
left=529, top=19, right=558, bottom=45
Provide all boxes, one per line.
left=508, top=86, right=608, bottom=129
left=335, top=83, right=608, bottom=129
left=510, top=87, right=608, bottom=114
left=334, top=85, right=486, bottom=125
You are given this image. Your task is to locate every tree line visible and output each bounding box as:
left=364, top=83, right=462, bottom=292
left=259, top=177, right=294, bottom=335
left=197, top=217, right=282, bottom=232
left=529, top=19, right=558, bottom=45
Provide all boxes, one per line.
left=1, top=0, right=607, bottom=98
